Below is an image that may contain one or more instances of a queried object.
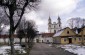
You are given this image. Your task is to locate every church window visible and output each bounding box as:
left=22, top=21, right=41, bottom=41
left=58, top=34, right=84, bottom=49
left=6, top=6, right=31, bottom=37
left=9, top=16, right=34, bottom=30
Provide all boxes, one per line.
left=59, top=24, right=60, bottom=27
left=67, top=31, right=69, bottom=34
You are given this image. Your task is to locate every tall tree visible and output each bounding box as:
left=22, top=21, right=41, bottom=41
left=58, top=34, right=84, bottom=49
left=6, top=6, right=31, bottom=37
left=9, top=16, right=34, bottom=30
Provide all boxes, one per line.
left=67, top=17, right=84, bottom=29
left=26, top=21, right=37, bottom=48
left=17, top=29, right=25, bottom=45
left=17, top=19, right=26, bottom=45
left=68, top=18, right=74, bottom=29
left=0, top=0, right=40, bottom=55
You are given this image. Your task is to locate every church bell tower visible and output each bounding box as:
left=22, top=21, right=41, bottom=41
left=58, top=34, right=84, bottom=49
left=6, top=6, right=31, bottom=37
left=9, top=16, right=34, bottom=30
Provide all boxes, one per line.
left=57, top=16, right=61, bottom=29
left=48, top=16, right=51, bottom=33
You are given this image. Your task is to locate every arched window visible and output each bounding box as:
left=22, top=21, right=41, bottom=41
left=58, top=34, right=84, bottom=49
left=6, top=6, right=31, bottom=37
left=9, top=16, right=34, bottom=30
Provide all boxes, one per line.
left=59, top=24, right=60, bottom=27
left=67, top=31, right=69, bottom=34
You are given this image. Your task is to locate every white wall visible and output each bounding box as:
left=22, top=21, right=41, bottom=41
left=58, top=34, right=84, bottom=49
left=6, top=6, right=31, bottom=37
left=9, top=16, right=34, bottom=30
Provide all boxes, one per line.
left=0, top=38, right=26, bottom=43
left=34, top=36, right=53, bottom=43
left=42, top=37, right=53, bottom=43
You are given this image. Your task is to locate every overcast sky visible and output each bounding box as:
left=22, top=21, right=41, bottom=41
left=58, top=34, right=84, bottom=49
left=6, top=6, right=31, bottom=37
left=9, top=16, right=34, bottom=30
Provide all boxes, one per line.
left=24, top=0, right=85, bottom=32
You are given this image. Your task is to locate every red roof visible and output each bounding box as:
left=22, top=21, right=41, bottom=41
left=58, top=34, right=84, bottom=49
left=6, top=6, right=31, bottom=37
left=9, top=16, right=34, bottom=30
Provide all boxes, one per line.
left=42, top=33, right=54, bottom=37
left=0, top=35, right=17, bottom=38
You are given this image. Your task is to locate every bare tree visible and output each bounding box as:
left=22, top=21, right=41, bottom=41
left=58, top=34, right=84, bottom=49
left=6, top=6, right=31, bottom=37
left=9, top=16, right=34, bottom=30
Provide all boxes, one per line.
left=26, top=21, right=37, bottom=48
left=67, top=17, right=84, bottom=29
left=0, top=0, right=40, bottom=55
left=68, top=18, right=74, bottom=29
left=16, top=19, right=26, bottom=45
left=17, top=29, right=25, bottom=45
left=0, top=8, right=9, bottom=44
left=75, top=17, right=81, bottom=28
left=0, top=25, right=7, bottom=44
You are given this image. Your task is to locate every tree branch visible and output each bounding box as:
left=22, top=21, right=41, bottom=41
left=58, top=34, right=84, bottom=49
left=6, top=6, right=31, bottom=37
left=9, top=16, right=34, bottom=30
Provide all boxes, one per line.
left=0, top=0, right=9, bottom=6
left=4, top=7, right=10, bottom=18
left=14, top=0, right=30, bottom=30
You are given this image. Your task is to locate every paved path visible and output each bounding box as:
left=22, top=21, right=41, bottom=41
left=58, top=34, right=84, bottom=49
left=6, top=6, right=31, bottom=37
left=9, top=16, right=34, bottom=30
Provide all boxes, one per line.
left=29, top=43, right=77, bottom=55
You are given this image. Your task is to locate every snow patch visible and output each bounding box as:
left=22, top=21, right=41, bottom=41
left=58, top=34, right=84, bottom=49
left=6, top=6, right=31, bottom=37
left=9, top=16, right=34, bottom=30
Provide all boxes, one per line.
left=0, top=45, right=26, bottom=55
left=57, top=44, right=85, bottom=55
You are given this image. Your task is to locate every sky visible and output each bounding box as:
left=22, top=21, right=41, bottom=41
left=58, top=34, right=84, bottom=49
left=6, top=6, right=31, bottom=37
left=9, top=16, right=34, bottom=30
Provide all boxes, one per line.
left=24, top=0, right=85, bottom=32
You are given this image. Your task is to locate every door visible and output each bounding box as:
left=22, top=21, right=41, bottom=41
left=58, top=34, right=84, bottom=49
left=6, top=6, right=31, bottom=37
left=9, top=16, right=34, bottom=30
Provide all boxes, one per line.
left=42, top=40, right=43, bottom=43
left=36, top=39, right=39, bottom=43
left=69, top=38, right=72, bottom=44
left=47, top=40, right=49, bottom=43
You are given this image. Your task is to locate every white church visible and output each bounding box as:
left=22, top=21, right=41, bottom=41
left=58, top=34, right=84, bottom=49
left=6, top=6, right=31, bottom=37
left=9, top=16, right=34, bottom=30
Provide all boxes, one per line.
left=48, top=16, right=62, bottom=33
left=34, top=16, right=62, bottom=43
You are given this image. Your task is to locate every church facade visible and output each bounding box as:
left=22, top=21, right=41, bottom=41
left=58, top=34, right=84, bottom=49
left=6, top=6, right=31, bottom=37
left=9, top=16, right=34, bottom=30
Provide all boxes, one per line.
left=48, top=16, right=62, bottom=33
left=33, top=16, right=62, bottom=43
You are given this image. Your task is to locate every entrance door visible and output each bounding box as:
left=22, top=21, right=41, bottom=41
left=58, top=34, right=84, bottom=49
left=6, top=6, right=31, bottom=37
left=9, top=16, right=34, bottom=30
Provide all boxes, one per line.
left=68, top=38, right=72, bottom=44
left=47, top=40, right=49, bottom=43
left=36, top=39, right=39, bottom=43
left=42, top=40, right=43, bottom=43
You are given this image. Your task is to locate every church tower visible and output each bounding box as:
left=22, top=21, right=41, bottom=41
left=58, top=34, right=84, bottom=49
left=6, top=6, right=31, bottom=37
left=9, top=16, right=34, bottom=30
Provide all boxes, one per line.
left=57, top=16, right=62, bottom=29
left=48, top=16, right=62, bottom=33
left=48, top=16, right=52, bottom=33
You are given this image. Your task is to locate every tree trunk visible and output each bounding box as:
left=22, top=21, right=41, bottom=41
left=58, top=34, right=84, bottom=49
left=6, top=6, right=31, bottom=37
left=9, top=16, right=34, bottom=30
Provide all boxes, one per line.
left=9, top=33, right=15, bottom=55
left=9, top=26, right=15, bottom=55
left=3, top=38, right=6, bottom=44
left=28, top=38, right=31, bottom=48
left=20, top=39, right=22, bottom=46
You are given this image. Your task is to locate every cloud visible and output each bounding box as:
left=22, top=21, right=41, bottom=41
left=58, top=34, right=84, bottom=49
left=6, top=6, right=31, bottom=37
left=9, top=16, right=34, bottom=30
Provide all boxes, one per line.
left=24, top=11, right=48, bottom=32
left=25, top=0, right=82, bottom=32
left=39, top=0, right=81, bottom=15
left=24, top=11, right=44, bottom=26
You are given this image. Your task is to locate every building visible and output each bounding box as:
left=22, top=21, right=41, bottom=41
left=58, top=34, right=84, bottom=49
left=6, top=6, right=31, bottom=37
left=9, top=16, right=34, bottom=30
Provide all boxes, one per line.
left=0, top=35, right=26, bottom=44
left=53, top=27, right=85, bottom=45
left=34, top=33, right=54, bottom=43
left=53, top=27, right=76, bottom=44
left=78, top=27, right=85, bottom=44
left=34, top=16, right=62, bottom=43
left=48, top=16, right=62, bottom=33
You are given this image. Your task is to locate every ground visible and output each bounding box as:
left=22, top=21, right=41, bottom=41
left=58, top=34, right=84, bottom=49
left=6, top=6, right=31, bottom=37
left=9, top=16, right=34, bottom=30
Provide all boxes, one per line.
left=56, top=44, right=85, bottom=55
left=29, top=43, right=76, bottom=55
